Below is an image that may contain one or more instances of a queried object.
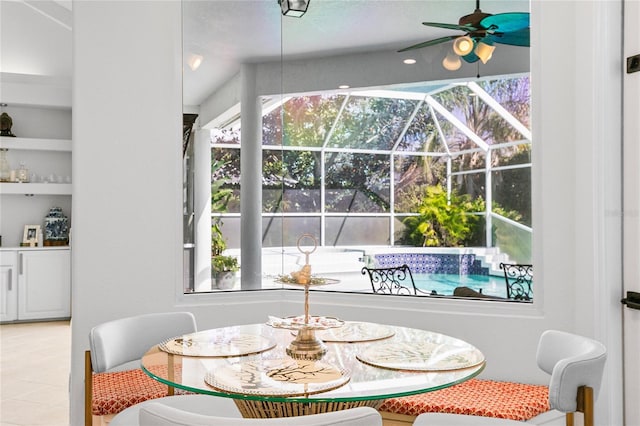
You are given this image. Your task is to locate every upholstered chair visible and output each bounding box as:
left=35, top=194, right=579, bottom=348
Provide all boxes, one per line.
left=133, top=403, right=382, bottom=426
left=85, top=312, right=239, bottom=425
left=413, top=330, right=607, bottom=426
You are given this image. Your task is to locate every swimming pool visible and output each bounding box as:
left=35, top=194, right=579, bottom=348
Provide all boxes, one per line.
left=370, top=250, right=511, bottom=297
left=413, top=273, right=507, bottom=298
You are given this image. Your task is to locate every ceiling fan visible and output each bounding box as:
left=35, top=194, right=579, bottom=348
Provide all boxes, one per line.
left=399, top=0, right=530, bottom=68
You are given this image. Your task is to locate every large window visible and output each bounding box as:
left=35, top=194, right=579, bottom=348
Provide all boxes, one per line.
left=188, top=76, right=531, bottom=297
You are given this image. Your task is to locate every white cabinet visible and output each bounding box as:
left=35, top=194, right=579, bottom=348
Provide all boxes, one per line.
left=0, top=251, right=18, bottom=322
left=0, top=248, right=70, bottom=322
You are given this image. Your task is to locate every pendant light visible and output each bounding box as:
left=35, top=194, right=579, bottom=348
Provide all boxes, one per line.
left=475, top=41, right=496, bottom=64
left=442, top=51, right=462, bottom=71
left=452, top=36, right=474, bottom=56
left=278, top=0, right=310, bottom=17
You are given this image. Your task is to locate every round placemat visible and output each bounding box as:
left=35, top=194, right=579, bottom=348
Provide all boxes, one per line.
left=316, top=321, right=395, bottom=343
left=159, top=332, right=276, bottom=357
left=356, top=341, right=484, bottom=371
left=205, top=358, right=350, bottom=397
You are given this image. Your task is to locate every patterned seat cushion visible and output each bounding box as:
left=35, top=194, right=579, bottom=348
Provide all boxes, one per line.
left=91, top=368, right=169, bottom=416
left=379, top=379, right=550, bottom=421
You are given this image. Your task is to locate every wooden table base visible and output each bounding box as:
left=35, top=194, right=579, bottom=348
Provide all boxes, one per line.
left=234, top=399, right=384, bottom=418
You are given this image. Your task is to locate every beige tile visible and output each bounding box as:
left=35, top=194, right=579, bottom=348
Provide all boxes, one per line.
left=12, top=383, right=68, bottom=406
left=0, top=398, right=62, bottom=425
left=0, top=321, right=70, bottom=426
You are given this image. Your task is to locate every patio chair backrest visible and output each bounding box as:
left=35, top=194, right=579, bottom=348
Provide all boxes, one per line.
left=499, top=263, right=533, bottom=301
left=361, top=264, right=416, bottom=295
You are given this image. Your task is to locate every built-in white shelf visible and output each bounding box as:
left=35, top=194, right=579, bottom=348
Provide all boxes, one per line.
left=0, top=183, right=72, bottom=195
left=0, top=137, right=72, bottom=152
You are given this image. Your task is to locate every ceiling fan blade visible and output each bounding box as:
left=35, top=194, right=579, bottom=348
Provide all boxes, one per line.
left=397, top=35, right=459, bottom=53
left=480, top=12, right=529, bottom=33
left=486, top=28, right=530, bottom=47
left=422, top=22, right=477, bottom=32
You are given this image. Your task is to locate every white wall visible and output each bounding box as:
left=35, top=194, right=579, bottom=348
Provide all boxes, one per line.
left=623, top=0, right=640, bottom=422
left=70, top=1, right=625, bottom=425
left=70, top=1, right=183, bottom=422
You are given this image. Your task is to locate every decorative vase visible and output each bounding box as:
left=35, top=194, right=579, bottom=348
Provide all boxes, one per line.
left=44, top=207, right=69, bottom=245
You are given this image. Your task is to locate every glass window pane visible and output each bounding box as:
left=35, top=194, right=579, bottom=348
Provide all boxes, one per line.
left=212, top=148, right=241, bottom=213
left=325, top=216, right=389, bottom=245
left=451, top=171, right=486, bottom=204
left=479, top=77, right=531, bottom=133
left=262, top=216, right=321, bottom=248
left=493, top=144, right=531, bottom=167
left=492, top=167, right=532, bottom=226
left=394, top=154, right=447, bottom=213
left=283, top=95, right=345, bottom=147
left=262, top=98, right=284, bottom=147
left=397, top=104, right=447, bottom=154
left=218, top=216, right=240, bottom=249
left=325, top=152, right=389, bottom=213
left=328, top=96, right=418, bottom=150
left=211, top=128, right=240, bottom=145
left=450, top=152, right=486, bottom=173
left=492, top=215, right=532, bottom=264
left=263, top=150, right=321, bottom=213
left=393, top=217, right=408, bottom=246
left=263, top=95, right=345, bottom=147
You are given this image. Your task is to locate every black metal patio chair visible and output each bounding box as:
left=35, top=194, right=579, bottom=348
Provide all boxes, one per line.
left=500, top=263, right=533, bottom=301
left=361, top=264, right=418, bottom=295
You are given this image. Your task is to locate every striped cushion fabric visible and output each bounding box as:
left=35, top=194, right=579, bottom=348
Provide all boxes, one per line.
left=379, top=379, right=550, bottom=421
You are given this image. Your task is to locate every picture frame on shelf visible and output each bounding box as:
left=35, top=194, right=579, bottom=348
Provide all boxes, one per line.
left=22, top=225, right=40, bottom=245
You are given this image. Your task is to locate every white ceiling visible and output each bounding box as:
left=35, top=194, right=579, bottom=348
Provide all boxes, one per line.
left=1, top=0, right=529, bottom=107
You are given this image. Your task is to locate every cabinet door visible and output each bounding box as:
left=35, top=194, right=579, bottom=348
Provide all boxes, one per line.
left=18, top=250, right=70, bottom=320
left=0, top=251, right=18, bottom=322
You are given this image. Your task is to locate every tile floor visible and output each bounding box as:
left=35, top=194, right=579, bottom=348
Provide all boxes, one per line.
left=1, top=321, right=70, bottom=426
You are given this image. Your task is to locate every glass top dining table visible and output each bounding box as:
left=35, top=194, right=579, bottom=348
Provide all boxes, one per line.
left=140, top=321, right=485, bottom=418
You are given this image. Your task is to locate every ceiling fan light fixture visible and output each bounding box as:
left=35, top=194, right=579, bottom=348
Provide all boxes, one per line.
left=442, top=51, right=462, bottom=71
left=278, top=0, right=310, bottom=17
left=452, top=36, right=474, bottom=56
left=475, top=41, right=496, bottom=64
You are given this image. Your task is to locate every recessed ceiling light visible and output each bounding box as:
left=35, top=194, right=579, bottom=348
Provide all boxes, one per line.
left=403, top=58, right=417, bottom=65
left=338, top=85, right=350, bottom=89
left=187, top=54, right=203, bottom=71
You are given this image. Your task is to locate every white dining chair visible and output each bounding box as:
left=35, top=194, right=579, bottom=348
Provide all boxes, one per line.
left=133, top=403, right=382, bottom=426
left=86, top=312, right=240, bottom=426
left=413, top=330, right=607, bottom=426
left=109, top=394, right=244, bottom=426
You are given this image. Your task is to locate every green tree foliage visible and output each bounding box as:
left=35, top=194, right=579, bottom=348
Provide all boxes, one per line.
left=401, top=185, right=481, bottom=247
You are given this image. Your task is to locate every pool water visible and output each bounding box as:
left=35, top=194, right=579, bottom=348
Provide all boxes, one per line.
left=413, top=273, right=507, bottom=298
